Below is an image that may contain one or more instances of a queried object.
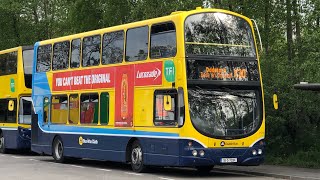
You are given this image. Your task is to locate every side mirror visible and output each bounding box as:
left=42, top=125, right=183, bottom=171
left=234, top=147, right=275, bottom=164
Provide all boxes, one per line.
left=273, top=94, right=278, bottom=110
left=163, top=95, right=172, bottom=111
left=8, top=100, right=14, bottom=111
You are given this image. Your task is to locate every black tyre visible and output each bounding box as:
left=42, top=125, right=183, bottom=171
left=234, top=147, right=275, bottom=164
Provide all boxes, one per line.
left=0, top=132, right=7, bottom=154
left=130, top=140, right=147, bottom=173
left=196, top=166, right=213, bottom=174
left=52, top=137, right=65, bottom=163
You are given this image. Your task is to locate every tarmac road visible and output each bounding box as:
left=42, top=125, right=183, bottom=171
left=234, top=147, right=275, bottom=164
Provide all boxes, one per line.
left=0, top=152, right=280, bottom=180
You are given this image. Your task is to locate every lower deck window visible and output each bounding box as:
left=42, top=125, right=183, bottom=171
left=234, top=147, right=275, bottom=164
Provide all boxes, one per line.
left=51, top=95, right=68, bottom=124
left=154, top=90, right=177, bottom=126
left=80, top=94, right=99, bottom=124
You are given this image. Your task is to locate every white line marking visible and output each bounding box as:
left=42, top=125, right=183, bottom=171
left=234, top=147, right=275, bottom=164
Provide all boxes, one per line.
left=97, top=168, right=112, bottom=172
left=159, top=177, right=175, bottom=180
left=125, top=172, right=143, bottom=176
left=11, top=156, right=22, bottom=159
left=29, top=159, right=39, bottom=161
left=70, top=165, right=85, bottom=168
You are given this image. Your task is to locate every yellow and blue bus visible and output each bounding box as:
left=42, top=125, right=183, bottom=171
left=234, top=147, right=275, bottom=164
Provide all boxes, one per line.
left=31, top=7, right=265, bottom=172
left=0, top=46, right=34, bottom=153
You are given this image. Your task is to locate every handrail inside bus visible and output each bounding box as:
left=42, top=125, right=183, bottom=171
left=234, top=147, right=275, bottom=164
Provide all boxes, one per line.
left=251, top=19, right=263, bottom=52
left=185, top=42, right=251, bottom=48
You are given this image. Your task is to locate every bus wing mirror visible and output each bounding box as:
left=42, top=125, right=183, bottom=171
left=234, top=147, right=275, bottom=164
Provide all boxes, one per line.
left=8, top=100, right=14, bottom=111
left=273, top=94, right=278, bottom=110
left=163, top=95, right=172, bottom=111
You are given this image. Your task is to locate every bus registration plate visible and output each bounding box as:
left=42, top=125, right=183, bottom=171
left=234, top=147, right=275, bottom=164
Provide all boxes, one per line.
left=220, top=158, right=237, bottom=163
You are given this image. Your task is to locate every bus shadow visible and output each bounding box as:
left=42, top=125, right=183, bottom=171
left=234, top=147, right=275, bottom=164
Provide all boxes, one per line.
left=40, top=158, right=254, bottom=178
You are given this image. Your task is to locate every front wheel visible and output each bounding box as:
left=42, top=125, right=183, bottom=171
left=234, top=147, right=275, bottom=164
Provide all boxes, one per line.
left=0, top=132, right=7, bottom=154
left=130, top=141, right=147, bottom=173
left=52, top=137, right=65, bottom=163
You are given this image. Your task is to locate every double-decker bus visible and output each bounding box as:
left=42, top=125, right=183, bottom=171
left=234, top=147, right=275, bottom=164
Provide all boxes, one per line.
left=0, top=46, right=34, bottom=153
left=31, top=7, right=264, bottom=172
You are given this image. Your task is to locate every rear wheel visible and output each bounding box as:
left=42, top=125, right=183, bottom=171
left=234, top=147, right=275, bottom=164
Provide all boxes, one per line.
left=130, top=140, right=147, bottom=173
left=0, top=132, right=7, bottom=154
left=52, top=137, right=65, bottom=163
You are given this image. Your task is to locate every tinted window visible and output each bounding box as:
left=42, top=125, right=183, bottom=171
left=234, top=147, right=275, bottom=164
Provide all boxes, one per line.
left=82, top=35, right=101, bottom=67
left=0, top=52, right=17, bottom=75
left=100, top=92, right=109, bottom=124
left=43, top=97, right=50, bottom=123
left=80, top=94, right=99, bottom=124
left=151, top=22, right=176, bottom=59
left=154, top=90, right=177, bottom=126
left=18, top=97, right=33, bottom=124
left=0, top=99, right=17, bottom=123
left=51, top=95, right=68, bottom=124
left=52, top=41, right=70, bottom=70
left=126, top=26, right=148, bottom=61
left=71, top=39, right=81, bottom=68
left=37, top=45, right=52, bottom=72
left=102, top=31, right=124, bottom=64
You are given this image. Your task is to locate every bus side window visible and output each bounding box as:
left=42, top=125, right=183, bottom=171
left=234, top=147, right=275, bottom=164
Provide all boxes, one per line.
left=125, top=26, right=149, bottom=62
left=0, top=99, right=17, bottom=123
left=71, top=39, right=81, bottom=68
left=154, top=90, right=177, bottom=126
left=43, top=97, right=50, bottom=123
left=82, top=35, right=101, bottom=67
left=51, top=95, right=68, bottom=124
left=100, top=92, right=109, bottom=125
left=102, top=31, right=124, bottom=65
left=69, top=94, right=79, bottom=124
left=80, top=93, right=99, bottom=124
left=37, top=45, right=52, bottom=72
left=150, top=22, right=176, bottom=59
left=52, top=41, right=70, bottom=70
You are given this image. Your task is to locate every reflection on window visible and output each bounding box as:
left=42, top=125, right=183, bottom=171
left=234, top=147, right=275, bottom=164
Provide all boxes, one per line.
left=51, top=95, right=68, bottom=124
left=0, top=99, right=17, bottom=123
left=102, top=31, right=124, bottom=64
left=37, top=45, right=52, bottom=72
left=185, top=13, right=256, bottom=57
left=126, top=26, right=148, bottom=61
left=100, top=92, right=109, bottom=124
left=69, top=94, right=79, bottom=124
left=52, top=41, right=70, bottom=70
left=82, top=35, right=101, bottom=67
left=71, top=39, right=81, bottom=68
left=0, top=52, right=18, bottom=75
left=19, top=97, right=33, bottom=124
left=188, top=89, right=261, bottom=137
left=151, top=22, right=176, bottom=59
left=80, top=94, right=99, bottom=124
left=23, top=50, right=34, bottom=75
left=154, top=91, right=177, bottom=126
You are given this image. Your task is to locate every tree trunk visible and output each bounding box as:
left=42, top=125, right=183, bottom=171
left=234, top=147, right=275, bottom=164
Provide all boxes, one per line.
left=264, top=0, right=270, bottom=56
left=286, top=0, right=293, bottom=62
left=293, top=0, right=301, bottom=61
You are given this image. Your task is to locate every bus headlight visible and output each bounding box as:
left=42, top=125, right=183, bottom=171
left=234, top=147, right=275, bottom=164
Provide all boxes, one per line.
left=258, top=149, right=263, bottom=155
left=199, top=150, right=205, bottom=157
left=192, top=150, right=198, bottom=156
left=252, top=149, right=257, bottom=156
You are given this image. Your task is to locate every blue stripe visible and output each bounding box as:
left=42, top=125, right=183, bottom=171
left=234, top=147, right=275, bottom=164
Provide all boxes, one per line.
left=40, top=124, right=179, bottom=137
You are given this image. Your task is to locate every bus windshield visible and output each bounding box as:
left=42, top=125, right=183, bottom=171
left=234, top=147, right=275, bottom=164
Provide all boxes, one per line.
left=188, top=88, right=262, bottom=138
left=185, top=13, right=256, bottom=57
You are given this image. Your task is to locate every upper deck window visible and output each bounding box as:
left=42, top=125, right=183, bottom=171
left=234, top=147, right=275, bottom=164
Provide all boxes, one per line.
left=37, top=45, right=52, bottom=72
left=82, top=35, right=101, bottom=67
left=0, top=52, right=17, bottom=75
left=185, top=13, right=256, bottom=57
left=23, top=49, right=34, bottom=75
left=125, top=26, right=148, bottom=62
left=71, top=39, right=81, bottom=68
left=52, top=41, right=70, bottom=70
left=102, top=31, right=124, bottom=64
left=150, top=22, right=177, bottom=59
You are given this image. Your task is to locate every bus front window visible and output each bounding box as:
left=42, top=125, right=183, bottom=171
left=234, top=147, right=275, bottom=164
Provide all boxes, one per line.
left=19, top=97, right=33, bottom=124
left=185, top=13, right=256, bottom=57
left=188, top=88, right=262, bottom=138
